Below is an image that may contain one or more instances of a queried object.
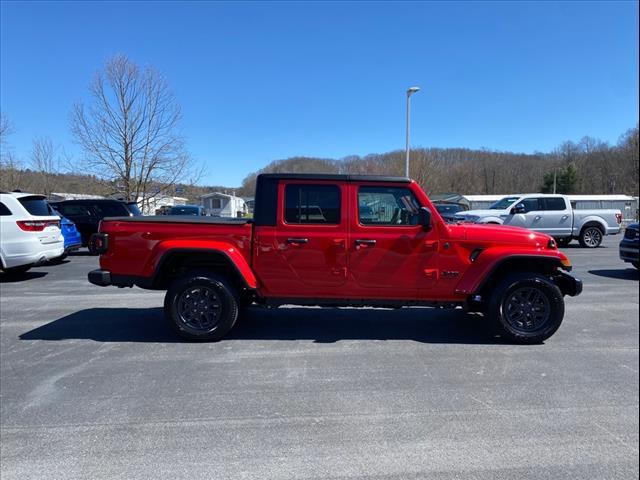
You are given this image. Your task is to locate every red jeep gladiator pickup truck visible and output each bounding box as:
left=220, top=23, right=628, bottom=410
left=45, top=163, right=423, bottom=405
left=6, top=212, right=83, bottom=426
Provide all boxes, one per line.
left=88, top=174, right=582, bottom=344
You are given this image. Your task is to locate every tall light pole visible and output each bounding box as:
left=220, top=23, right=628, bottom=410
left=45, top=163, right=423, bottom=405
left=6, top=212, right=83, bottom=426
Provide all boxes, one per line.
left=405, top=86, right=420, bottom=178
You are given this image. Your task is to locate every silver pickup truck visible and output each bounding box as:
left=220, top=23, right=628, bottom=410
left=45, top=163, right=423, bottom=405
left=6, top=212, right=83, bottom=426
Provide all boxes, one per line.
left=454, top=194, right=622, bottom=248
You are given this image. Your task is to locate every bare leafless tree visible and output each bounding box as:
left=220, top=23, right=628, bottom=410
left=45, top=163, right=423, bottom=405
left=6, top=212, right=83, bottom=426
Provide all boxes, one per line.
left=30, top=136, right=58, bottom=196
left=70, top=55, right=197, bottom=207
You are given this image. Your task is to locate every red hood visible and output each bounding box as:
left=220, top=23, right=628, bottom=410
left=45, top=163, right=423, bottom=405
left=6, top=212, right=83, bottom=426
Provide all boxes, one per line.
left=449, top=223, right=553, bottom=248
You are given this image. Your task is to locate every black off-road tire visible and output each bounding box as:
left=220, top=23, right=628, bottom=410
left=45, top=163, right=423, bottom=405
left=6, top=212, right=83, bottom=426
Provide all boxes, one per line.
left=164, top=271, right=239, bottom=341
left=556, top=237, right=572, bottom=248
left=578, top=225, right=604, bottom=248
left=488, top=272, right=565, bottom=344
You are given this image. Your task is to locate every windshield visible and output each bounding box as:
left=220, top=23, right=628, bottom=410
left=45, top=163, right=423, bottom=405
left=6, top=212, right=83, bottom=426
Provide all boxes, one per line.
left=435, top=204, right=464, bottom=214
left=489, top=197, right=520, bottom=210
left=126, top=202, right=142, bottom=216
left=169, top=206, right=200, bottom=215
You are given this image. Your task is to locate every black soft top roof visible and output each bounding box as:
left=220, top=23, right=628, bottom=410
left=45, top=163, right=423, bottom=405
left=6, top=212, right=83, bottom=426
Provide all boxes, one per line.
left=257, top=173, right=411, bottom=183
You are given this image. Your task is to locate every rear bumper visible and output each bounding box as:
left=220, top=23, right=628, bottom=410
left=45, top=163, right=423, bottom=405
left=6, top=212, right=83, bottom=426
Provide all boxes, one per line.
left=88, top=269, right=149, bottom=288
left=2, top=244, right=65, bottom=268
left=553, top=271, right=583, bottom=297
left=88, top=269, right=112, bottom=286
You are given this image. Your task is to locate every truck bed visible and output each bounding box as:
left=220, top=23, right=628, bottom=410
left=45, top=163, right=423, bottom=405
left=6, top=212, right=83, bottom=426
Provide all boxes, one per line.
left=97, top=216, right=254, bottom=280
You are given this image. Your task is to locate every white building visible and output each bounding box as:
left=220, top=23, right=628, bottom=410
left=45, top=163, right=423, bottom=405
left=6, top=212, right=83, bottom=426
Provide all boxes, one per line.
left=200, top=192, right=247, bottom=217
left=49, top=192, right=105, bottom=201
left=141, top=195, right=189, bottom=215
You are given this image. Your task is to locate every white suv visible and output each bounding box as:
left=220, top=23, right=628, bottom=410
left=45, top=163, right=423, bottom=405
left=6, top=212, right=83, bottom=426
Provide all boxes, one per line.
left=0, top=191, right=64, bottom=274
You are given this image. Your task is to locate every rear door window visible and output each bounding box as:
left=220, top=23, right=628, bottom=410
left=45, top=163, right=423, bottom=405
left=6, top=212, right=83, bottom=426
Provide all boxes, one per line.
left=284, top=184, right=341, bottom=224
left=543, top=197, right=567, bottom=211
left=93, top=203, right=129, bottom=217
left=18, top=196, right=51, bottom=216
left=57, top=203, right=93, bottom=216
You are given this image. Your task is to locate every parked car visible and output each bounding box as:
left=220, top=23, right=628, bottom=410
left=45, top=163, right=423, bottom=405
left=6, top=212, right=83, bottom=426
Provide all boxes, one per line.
left=50, top=199, right=141, bottom=247
left=434, top=202, right=467, bottom=223
left=619, top=223, right=639, bottom=269
left=168, top=205, right=206, bottom=216
left=48, top=205, right=82, bottom=259
left=89, top=174, right=582, bottom=345
left=453, top=194, right=622, bottom=248
left=0, top=191, right=64, bottom=274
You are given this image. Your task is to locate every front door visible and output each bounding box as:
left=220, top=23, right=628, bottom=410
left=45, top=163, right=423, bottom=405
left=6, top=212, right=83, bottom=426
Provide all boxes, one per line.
left=505, top=197, right=544, bottom=231
left=252, top=181, right=348, bottom=298
left=347, top=184, right=439, bottom=299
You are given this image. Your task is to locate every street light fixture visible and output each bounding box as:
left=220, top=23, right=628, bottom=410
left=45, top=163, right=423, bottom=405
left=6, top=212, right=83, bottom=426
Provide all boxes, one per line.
left=405, top=86, right=420, bottom=178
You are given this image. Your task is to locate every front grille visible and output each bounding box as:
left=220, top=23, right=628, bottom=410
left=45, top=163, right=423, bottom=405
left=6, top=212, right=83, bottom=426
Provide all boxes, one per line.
left=625, top=228, right=639, bottom=240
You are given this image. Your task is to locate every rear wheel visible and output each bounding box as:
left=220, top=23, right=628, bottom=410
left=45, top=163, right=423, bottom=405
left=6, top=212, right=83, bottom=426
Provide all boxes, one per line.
left=1, top=265, right=31, bottom=275
left=488, top=272, right=565, bottom=344
left=579, top=226, right=603, bottom=248
left=164, top=271, right=239, bottom=341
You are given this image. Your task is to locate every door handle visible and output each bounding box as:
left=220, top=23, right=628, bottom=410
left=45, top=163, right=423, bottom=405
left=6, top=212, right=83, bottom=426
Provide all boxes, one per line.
left=561, top=215, right=569, bottom=220
left=355, top=239, right=376, bottom=247
left=286, top=238, right=308, bottom=245
left=534, top=215, right=542, bottom=221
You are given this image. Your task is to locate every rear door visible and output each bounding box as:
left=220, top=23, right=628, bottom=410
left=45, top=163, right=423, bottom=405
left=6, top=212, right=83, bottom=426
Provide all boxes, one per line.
left=56, top=202, right=96, bottom=245
left=252, top=180, right=348, bottom=297
left=347, top=183, right=439, bottom=298
left=540, top=197, right=572, bottom=237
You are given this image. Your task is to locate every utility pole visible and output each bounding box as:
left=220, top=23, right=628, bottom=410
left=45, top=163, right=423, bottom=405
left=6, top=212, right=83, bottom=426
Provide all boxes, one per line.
left=405, top=86, right=420, bottom=178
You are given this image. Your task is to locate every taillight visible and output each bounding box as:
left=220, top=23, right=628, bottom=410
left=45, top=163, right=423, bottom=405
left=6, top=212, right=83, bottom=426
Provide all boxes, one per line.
left=615, top=213, right=622, bottom=224
left=16, top=220, right=60, bottom=231
left=89, top=233, right=109, bottom=254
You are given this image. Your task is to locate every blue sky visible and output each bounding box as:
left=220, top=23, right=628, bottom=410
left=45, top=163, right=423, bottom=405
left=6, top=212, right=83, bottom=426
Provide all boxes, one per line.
left=1, top=0, right=638, bottom=186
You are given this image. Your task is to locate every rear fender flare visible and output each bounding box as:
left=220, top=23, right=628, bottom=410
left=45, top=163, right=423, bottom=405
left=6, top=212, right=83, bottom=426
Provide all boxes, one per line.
left=576, top=218, right=607, bottom=235
left=144, top=240, right=257, bottom=289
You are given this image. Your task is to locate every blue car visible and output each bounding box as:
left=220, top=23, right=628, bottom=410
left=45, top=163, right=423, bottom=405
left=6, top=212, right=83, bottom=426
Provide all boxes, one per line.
left=49, top=204, right=82, bottom=258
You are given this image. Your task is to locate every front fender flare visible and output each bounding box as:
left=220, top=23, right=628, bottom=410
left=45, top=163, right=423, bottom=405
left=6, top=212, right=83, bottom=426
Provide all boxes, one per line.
left=455, top=250, right=568, bottom=295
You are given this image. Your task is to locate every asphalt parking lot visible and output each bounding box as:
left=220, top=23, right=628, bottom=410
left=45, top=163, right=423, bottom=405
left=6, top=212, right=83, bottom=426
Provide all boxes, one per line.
left=1, top=237, right=638, bottom=479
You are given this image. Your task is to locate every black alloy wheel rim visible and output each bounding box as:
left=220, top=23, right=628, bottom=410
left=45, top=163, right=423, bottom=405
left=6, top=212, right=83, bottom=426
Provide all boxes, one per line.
left=504, top=286, right=551, bottom=332
left=177, top=286, right=223, bottom=332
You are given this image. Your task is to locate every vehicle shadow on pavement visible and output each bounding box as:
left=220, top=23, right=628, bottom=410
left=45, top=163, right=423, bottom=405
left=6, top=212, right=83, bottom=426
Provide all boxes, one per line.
left=19, top=307, right=500, bottom=344
left=231, top=307, right=499, bottom=344
left=0, top=271, right=48, bottom=283
left=19, top=308, right=179, bottom=343
left=588, top=268, right=639, bottom=280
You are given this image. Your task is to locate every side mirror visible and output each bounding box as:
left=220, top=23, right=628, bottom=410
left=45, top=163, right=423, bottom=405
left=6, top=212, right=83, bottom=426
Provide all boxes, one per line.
left=419, top=207, right=432, bottom=229
left=511, top=203, right=526, bottom=214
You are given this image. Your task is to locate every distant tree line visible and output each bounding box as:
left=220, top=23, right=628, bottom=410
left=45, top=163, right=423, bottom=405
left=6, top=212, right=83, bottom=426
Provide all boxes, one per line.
left=1, top=52, right=637, bottom=203
left=237, top=126, right=638, bottom=198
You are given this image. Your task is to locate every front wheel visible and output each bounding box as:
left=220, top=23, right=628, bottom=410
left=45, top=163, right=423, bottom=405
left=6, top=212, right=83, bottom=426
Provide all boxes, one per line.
left=164, top=271, right=239, bottom=341
left=488, top=272, right=565, bottom=344
left=579, top=226, right=603, bottom=248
